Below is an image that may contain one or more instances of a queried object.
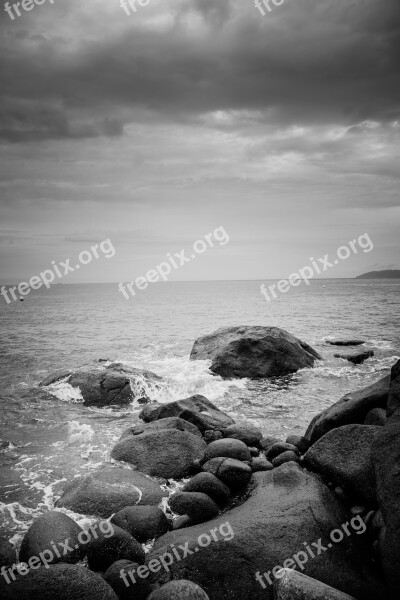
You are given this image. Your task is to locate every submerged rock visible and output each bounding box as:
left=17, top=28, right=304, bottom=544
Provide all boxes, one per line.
left=305, top=374, right=390, bottom=444
left=111, top=429, right=206, bottom=479
left=304, top=424, right=378, bottom=505
left=190, top=326, right=321, bottom=379
left=148, top=463, right=384, bottom=600
left=326, top=340, right=366, bottom=347
left=334, top=350, right=374, bottom=365
left=139, top=395, right=234, bottom=433
left=56, top=468, right=165, bottom=518
left=39, top=364, right=164, bottom=407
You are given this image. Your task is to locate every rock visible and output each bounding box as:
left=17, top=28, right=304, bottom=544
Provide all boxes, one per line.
left=364, top=408, right=387, bottom=426
left=304, top=425, right=378, bottom=505
left=173, top=515, right=193, bottom=530
left=266, top=442, right=299, bottom=461
left=251, top=456, right=274, bottom=472
left=147, top=463, right=384, bottom=600
left=334, top=350, right=374, bottom=364
left=285, top=435, right=310, bottom=454
left=190, top=326, right=321, bottom=379
left=56, top=468, right=165, bottom=518
left=223, top=423, right=263, bottom=446
left=259, top=436, right=281, bottom=451
left=147, top=580, right=210, bottom=600
left=372, top=415, right=400, bottom=594
left=139, top=395, right=235, bottom=433
left=272, top=451, right=300, bottom=467
left=0, top=563, right=118, bottom=599
left=249, top=447, right=259, bottom=456
left=111, top=506, right=170, bottom=543
left=202, top=457, right=252, bottom=490
left=203, top=438, right=251, bottom=463
left=19, top=511, right=85, bottom=566
left=203, top=430, right=223, bottom=444
left=182, top=473, right=231, bottom=507
left=40, top=365, right=164, bottom=407
left=305, top=375, right=390, bottom=444
left=326, top=340, right=365, bottom=347
left=119, top=418, right=202, bottom=441
left=87, top=524, right=145, bottom=572
left=386, top=359, right=400, bottom=417
left=169, top=492, right=220, bottom=524
left=104, top=559, right=151, bottom=600
left=0, top=538, right=16, bottom=568
left=274, top=568, right=358, bottom=600
left=111, top=429, right=206, bottom=479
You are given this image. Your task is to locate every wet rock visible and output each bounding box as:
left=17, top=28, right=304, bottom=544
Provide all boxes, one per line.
left=190, top=326, right=321, bottom=379
left=285, top=435, right=310, bottom=454
left=274, top=568, right=358, bottom=600
left=305, top=374, right=390, bottom=444
left=0, top=563, right=118, bottom=600
left=222, top=423, right=263, bottom=446
left=182, top=473, right=231, bottom=507
left=19, top=511, right=85, bottom=566
left=87, top=524, right=144, bottom=572
left=139, top=395, right=235, bottom=433
left=111, top=429, right=206, bottom=479
left=147, top=580, right=210, bottom=600
left=104, top=559, right=151, bottom=600
left=56, top=468, right=165, bottom=518
left=203, top=438, right=251, bottom=463
left=364, top=408, right=387, bottom=426
left=272, top=451, right=300, bottom=467
left=173, top=515, right=193, bottom=530
left=334, top=350, right=374, bottom=365
left=38, top=369, right=73, bottom=387
left=203, top=430, right=223, bottom=444
left=169, top=492, right=220, bottom=524
left=202, top=457, right=252, bottom=490
left=0, top=538, right=16, bottom=569
left=111, top=506, right=170, bottom=543
left=304, top=425, right=378, bottom=505
left=259, top=436, right=281, bottom=452
left=326, top=339, right=365, bottom=347
left=266, top=442, right=299, bottom=461
left=251, top=455, right=274, bottom=472
left=249, top=447, right=259, bottom=457
left=386, top=358, right=400, bottom=417
left=119, top=418, right=202, bottom=440
left=148, top=463, right=384, bottom=600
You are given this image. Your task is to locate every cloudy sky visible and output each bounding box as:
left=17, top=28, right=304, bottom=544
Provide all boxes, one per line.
left=0, top=0, right=399, bottom=283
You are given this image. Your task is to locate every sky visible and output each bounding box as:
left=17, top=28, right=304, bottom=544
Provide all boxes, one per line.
left=0, top=0, right=399, bottom=283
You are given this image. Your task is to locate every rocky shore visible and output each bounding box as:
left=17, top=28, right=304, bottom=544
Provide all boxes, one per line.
left=0, top=326, right=398, bottom=600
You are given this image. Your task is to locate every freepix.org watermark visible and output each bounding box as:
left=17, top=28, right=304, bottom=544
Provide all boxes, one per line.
left=255, top=515, right=367, bottom=589
left=120, top=521, right=234, bottom=587
left=260, top=233, right=374, bottom=302
left=1, top=238, right=115, bottom=304
left=120, top=0, right=149, bottom=16
left=4, top=0, right=55, bottom=21
left=118, top=226, right=229, bottom=300
left=255, top=0, right=284, bottom=17
left=1, top=520, right=114, bottom=584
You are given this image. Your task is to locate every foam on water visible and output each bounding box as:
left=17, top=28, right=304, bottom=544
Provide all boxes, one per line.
left=67, top=421, right=95, bottom=444
left=45, top=380, right=84, bottom=403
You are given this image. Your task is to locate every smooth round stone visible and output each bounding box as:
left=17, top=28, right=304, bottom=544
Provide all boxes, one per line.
left=203, top=438, right=251, bottom=463
left=111, top=506, right=169, bottom=543
left=285, top=435, right=310, bottom=454
left=173, top=515, right=193, bottom=530
left=259, top=436, right=281, bottom=452
left=182, top=473, right=231, bottom=507
left=223, top=424, right=263, bottom=447
left=272, top=451, right=300, bottom=467
left=169, top=492, right=220, bottom=525
left=203, top=430, right=223, bottom=444
left=147, top=580, right=210, bottom=600
left=251, top=456, right=274, bottom=472
left=87, top=524, right=144, bottom=572
left=104, top=560, right=151, bottom=600
left=202, top=457, right=252, bottom=490
left=266, top=442, right=299, bottom=461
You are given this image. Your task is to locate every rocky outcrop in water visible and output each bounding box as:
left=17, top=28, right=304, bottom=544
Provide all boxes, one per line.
left=190, top=326, right=322, bottom=379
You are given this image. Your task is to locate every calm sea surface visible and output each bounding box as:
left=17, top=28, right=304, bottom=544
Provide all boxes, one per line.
left=0, top=279, right=399, bottom=541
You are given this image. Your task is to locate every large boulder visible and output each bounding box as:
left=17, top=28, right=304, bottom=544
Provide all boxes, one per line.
left=19, top=511, right=85, bottom=566
left=139, top=395, right=234, bottom=433
left=203, top=438, right=251, bottom=463
left=111, top=506, right=170, bottom=543
left=304, top=425, right=378, bottom=505
left=87, top=524, right=145, bottom=572
left=147, top=463, right=384, bottom=600
left=386, top=359, right=400, bottom=417
left=372, top=407, right=400, bottom=596
left=39, top=364, right=164, bottom=407
left=0, top=563, right=118, bottom=599
left=56, top=468, right=165, bottom=518
left=190, top=326, right=321, bottom=379
left=119, top=418, right=202, bottom=441
left=305, top=375, right=390, bottom=444
left=222, top=423, right=263, bottom=446
left=111, top=429, right=206, bottom=479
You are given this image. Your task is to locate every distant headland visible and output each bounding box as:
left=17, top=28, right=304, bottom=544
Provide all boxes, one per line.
left=356, top=270, right=400, bottom=279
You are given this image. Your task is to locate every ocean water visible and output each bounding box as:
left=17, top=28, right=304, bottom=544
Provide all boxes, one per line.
left=0, top=279, right=399, bottom=543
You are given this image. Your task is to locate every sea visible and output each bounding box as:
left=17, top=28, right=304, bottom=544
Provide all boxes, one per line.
left=0, top=279, right=399, bottom=544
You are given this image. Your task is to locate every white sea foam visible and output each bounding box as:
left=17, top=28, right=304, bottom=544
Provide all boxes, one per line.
left=67, top=421, right=94, bottom=444
left=45, top=380, right=84, bottom=403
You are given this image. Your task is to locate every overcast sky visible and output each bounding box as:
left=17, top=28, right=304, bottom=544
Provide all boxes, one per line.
left=0, top=0, right=399, bottom=283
